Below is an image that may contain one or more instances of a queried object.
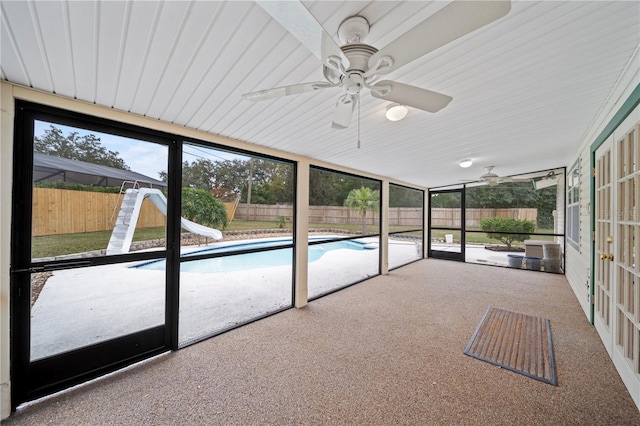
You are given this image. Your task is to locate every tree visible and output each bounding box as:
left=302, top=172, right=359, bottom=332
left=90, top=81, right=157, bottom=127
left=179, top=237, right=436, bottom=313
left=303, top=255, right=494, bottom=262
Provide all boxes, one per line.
left=344, top=187, right=380, bottom=235
left=309, top=168, right=379, bottom=206
left=466, top=182, right=557, bottom=230
left=35, top=124, right=129, bottom=170
left=181, top=188, right=228, bottom=229
left=429, top=192, right=460, bottom=208
left=390, top=185, right=423, bottom=208
left=162, top=157, right=295, bottom=205
left=479, top=217, right=536, bottom=249
left=181, top=159, right=218, bottom=190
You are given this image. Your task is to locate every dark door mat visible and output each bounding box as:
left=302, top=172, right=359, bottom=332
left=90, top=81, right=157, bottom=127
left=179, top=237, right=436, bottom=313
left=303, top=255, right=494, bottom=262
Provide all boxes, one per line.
left=464, top=306, right=557, bottom=385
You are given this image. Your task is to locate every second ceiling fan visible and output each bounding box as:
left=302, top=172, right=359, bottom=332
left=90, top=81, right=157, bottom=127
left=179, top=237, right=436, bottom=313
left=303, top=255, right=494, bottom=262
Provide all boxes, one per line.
left=242, top=1, right=511, bottom=129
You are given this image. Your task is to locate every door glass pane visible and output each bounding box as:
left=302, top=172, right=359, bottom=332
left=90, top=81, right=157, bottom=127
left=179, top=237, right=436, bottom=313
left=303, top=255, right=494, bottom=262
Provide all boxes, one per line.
left=431, top=229, right=462, bottom=253
left=430, top=192, right=461, bottom=229
left=32, top=121, right=168, bottom=260
left=430, top=191, right=462, bottom=257
left=389, top=184, right=423, bottom=269
left=30, top=120, right=169, bottom=361
left=30, top=261, right=166, bottom=361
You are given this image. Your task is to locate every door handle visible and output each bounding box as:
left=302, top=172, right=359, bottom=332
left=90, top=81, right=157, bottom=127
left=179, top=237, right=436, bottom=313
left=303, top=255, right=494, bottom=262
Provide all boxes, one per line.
left=600, top=253, right=614, bottom=261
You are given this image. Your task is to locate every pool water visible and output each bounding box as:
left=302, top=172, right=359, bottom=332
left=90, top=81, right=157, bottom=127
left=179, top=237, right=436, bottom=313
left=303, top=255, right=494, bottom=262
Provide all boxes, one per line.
left=135, top=239, right=374, bottom=273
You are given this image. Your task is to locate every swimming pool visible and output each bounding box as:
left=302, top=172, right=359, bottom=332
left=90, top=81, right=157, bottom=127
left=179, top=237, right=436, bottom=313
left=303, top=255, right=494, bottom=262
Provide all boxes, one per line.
left=135, top=238, right=375, bottom=273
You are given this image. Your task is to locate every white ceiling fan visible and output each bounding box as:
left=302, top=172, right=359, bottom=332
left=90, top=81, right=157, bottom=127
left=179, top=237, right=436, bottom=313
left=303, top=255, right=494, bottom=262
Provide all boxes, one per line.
left=242, top=1, right=511, bottom=129
left=477, top=166, right=531, bottom=186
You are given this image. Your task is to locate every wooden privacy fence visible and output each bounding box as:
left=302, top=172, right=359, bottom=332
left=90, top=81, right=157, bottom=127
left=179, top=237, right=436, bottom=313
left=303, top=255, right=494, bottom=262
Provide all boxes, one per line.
left=234, top=204, right=423, bottom=226
left=32, top=188, right=238, bottom=236
left=32, top=188, right=537, bottom=236
left=431, top=208, right=537, bottom=228
left=234, top=203, right=381, bottom=225
left=235, top=205, right=535, bottom=227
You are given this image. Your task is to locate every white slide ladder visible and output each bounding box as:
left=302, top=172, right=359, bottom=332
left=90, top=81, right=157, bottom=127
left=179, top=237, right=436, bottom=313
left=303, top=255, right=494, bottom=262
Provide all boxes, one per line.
left=106, top=187, right=222, bottom=255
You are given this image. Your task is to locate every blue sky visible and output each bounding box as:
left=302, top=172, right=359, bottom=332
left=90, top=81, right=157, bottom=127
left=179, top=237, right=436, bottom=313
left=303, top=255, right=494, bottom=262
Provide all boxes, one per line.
left=34, top=120, right=244, bottom=180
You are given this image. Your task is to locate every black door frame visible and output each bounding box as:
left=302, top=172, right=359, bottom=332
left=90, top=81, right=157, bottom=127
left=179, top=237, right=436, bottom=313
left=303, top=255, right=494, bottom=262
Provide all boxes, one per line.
left=10, top=101, right=180, bottom=407
left=428, top=188, right=465, bottom=261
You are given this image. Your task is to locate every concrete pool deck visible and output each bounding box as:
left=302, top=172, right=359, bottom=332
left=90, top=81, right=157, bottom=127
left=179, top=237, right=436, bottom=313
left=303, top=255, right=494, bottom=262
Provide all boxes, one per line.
left=29, top=238, right=559, bottom=360
left=30, top=237, right=422, bottom=359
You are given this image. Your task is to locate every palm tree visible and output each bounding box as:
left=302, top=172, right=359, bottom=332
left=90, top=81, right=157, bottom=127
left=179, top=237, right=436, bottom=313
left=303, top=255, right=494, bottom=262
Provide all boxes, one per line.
left=344, top=186, right=380, bottom=235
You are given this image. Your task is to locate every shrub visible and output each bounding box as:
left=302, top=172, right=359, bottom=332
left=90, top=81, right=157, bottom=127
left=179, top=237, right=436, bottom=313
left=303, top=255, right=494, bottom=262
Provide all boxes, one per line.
left=35, top=181, right=122, bottom=193
left=181, top=188, right=228, bottom=229
left=479, top=217, right=536, bottom=249
left=276, top=215, right=289, bottom=229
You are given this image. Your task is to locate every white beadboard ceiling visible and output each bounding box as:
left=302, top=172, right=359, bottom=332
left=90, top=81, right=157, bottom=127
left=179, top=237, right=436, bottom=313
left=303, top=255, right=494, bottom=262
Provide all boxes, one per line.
left=1, top=0, right=638, bottom=188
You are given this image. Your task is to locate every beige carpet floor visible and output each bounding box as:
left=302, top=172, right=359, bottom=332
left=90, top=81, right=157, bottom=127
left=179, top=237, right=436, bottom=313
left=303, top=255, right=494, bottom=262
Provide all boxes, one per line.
left=6, top=259, right=640, bottom=425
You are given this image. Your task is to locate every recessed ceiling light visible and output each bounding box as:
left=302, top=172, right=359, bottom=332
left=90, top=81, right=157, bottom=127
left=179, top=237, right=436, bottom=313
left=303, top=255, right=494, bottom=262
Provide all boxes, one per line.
left=385, top=103, right=408, bottom=121
left=459, top=159, right=473, bottom=168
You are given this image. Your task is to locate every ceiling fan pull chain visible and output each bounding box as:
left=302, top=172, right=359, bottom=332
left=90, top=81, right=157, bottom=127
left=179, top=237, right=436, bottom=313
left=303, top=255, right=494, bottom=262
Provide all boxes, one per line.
left=357, top=93, right=361, bottom=149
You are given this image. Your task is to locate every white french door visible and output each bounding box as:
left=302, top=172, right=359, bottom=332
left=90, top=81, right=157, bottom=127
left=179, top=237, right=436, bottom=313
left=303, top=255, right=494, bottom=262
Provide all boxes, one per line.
left=594, top=120, right=640, bottom=400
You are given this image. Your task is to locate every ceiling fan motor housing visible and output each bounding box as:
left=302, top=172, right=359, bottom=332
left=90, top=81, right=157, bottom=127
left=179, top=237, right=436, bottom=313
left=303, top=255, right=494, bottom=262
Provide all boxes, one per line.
left=323, top=43, right=378, bottom=87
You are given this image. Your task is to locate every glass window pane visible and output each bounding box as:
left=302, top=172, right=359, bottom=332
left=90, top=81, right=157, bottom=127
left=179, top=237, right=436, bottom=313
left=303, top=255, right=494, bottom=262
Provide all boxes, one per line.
left=178, top=143, right=295, bottom=345
left=180, top=143, right=294, bottom=249
left=309, top=168, right=381, bottom=238
left=308, top=167, right=381, bottom=297
left=177, top=245, right=293, bottom=345
left=567, top=162, right=581, bottom=245
left=308, top=237, right=380, bottom=299
left=32, top=121, right=168, bottom=260
left=389, top=231, right=423, bottom=268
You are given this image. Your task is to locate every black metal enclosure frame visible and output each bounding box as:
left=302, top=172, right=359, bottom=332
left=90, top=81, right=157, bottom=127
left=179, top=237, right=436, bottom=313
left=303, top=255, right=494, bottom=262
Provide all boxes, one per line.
left=427, top=171, right=566, bottom=269
left=10, top=101, right=298, bottom=408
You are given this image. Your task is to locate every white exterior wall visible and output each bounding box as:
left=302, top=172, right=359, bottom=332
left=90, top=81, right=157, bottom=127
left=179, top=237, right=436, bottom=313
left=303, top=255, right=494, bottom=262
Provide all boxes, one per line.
left=564, top=145, right=593, bottom=318
left=564, top=46, right=640, bottom=323
left=1, top=82, right=15, bottom=421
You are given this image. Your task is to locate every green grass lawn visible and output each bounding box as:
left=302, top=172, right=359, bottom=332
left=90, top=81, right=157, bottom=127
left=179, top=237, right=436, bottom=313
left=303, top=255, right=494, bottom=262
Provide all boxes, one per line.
left=431, top=228, right=555, bottom=245
left=32, top=220, right=556, bottom=258
left=32, top=227, right=167, bottom=259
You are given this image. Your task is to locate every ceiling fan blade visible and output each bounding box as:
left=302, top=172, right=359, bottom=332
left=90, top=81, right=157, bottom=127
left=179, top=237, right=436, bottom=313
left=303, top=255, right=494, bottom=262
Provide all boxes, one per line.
left=242, top=81, right=334, bottom=102
left=371, top=81, right=452, bottom=113
left=331, top=95, right=356, bottom=129
left=255, top=1, right=349, bottom=68
left=368, top=1, right=511, bottom=75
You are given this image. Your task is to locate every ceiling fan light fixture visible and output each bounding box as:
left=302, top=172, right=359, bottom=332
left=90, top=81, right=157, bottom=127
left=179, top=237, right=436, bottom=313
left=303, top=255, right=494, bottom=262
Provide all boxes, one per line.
left=386, top=103, right=408, bottom=121
left=459, top=159, right=473, bottom=168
